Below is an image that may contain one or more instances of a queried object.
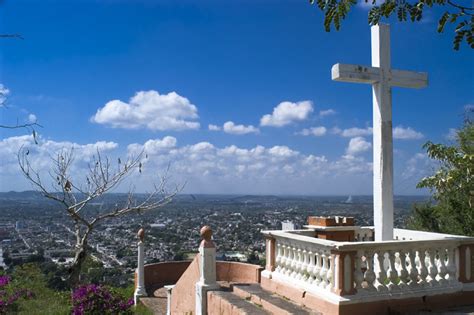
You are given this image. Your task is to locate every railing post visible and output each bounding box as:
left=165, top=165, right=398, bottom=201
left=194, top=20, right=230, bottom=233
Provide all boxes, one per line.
left=196, top=226, right=219, bottom=315
left=458, top=244, right=473, bottom=283
left=164, top=285, right=175, bottom=315
left=134, top=228, right=147, bottom=305
left=265, top=235, right=276, bottom=272
left=332, top=250, right=357, bottom=296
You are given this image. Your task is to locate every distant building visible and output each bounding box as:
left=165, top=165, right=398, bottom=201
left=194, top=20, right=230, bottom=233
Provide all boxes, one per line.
left=15, top=221, right=26, bottom=230
left=281, top=220, right=295, bottom=230
left=150, top=223, right=166, bottom=229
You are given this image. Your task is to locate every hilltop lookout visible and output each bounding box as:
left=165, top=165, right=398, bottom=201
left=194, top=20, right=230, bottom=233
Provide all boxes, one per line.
left=132, top=24, right=474, bottom=315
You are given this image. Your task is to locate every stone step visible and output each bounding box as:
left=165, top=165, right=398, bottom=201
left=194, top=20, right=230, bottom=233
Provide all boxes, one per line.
left=232, top=283, right=321, bottom=315
left=208, top=290, right=270, bottom=315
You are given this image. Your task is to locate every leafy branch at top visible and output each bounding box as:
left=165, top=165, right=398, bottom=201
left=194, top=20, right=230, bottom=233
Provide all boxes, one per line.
left=309, top=0, right=474, bottom=50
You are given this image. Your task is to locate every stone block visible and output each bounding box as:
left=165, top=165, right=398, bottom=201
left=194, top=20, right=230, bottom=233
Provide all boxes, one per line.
left=307, top=216, right=354, bottom=227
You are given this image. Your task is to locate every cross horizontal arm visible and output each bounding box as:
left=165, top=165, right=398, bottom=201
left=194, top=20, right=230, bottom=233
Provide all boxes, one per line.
left=390, top=69, right=428, bottom=89
left=331, top=63, right=380, bottom=84
left=332, top=63, right=428, bottom=89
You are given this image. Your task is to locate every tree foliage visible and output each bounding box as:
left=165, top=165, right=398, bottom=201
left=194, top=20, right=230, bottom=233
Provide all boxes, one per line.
left=409, top=115, right=473, bottom=236
left=309, top=0, right=474, bottom=50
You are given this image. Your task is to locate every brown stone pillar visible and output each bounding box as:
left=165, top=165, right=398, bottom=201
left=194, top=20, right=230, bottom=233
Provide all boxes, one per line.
left=331, top=250, right=357, bottom=296
left=265, top=236, right=276, bottom=272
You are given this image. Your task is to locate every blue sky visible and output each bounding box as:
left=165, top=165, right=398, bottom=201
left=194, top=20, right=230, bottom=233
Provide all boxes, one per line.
left=0, top=0, right=472, bottom=195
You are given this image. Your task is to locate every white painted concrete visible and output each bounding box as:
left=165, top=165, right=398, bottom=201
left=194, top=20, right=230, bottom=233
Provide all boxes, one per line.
left=134, top=241, right=147, bottom=305
left=331, top=24, right=428, bottom=241
left=164, top=285, right=175, bottom=315
left=195, top=246, right=218, bottom=315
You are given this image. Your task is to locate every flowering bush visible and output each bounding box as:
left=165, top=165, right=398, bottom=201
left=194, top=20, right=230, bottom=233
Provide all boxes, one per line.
left=0, top=275, right=34, bottom=314
left=71, top=284, right=134, bottom=315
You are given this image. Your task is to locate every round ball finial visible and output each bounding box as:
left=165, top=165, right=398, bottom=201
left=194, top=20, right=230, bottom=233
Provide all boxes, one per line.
left=200, top=225, right=215, bottom=248
left=137, top=228, right=145, bottom=242
left=200, top=225, right=212, bottom=241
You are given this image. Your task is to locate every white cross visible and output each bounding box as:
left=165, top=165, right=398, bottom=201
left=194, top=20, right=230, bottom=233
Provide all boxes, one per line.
left=331, top=24, right=428, bottom=241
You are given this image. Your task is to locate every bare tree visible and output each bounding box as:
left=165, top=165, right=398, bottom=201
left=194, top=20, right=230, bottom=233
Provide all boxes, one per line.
left=18, top=148, right=181, bottom=287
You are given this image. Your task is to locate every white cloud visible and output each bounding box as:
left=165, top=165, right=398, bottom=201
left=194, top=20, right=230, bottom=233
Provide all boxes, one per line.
left=332, top=125, right=423, bottom=140
left=0, top=134, right=118, bottom=181
left=346, top=137, right=371, bottom=155
left=319, top=109, right=337, bottom=117
left=260, top=101, right=313, bottom=127
left=1, top=134, right=379, bottom=194
left=28, top=114, right=37, bottom=123
left=333, top=127, right=373, bottom=137
left=393, top=126, right=424, bottom=140
left=125, top=138, right=372, bottom=189
left=297, top=126, right=327, bottom=137
left=223, top=121, right=259, bottom=135
left=268, top=145, right=299, bottom=158
left=208, top=124, right=221, bottom=131
left=0, top=84, right=10, bottom=105
left=445, top=128, right=457, bottom=141
left=127, top=136, right=177, bottom=156
left=91, top=90, right=200, bottom=131
left=401, top=152, right=436, bottom=182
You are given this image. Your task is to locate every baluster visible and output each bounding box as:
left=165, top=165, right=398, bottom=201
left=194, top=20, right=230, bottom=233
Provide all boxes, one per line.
left=426, top=248, right=438, bottom=287
left=283, top=244, right=290, bottom=276
left=364, top=250, right=376, bottom=291
left=406, top=249, right=419, bottom=288
left=354, top=250, right=365, bottom=292
left=285, top=244, right=293, bottom=277
left=286, top=244, right=293, bottom=277
left=319, top=252, right=328, bottom=288
left=307, top=248, right=315, bottom=284
left=284, top=244, right=291, bottom=276
left=294, top=247, right=302, bottom=280
left=374, top=251, right=387, bottom=292
left=446, top=246, right=457, bottom=284
left=280, top=244, right=287, bottom=275
left=297, top=248, right=304, bottom=281
left=386, top=250, right=399, bottom=291
left=436, top=248, right=448, bottom=286
left=275, top=243, right=282, bottom=272
left=396, top=249, right=409, bottom=289
left=290, top=245, right=297, bottom=278
left=313, top=252, right=322, bottom=285
left=301, top=248, right=309, bottom=282
left=327, top=252, right=334, bottom=291
left=417, top=249, right=429, bottom=287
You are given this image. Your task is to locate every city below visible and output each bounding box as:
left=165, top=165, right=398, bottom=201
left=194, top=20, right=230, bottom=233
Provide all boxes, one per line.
left=0, top=191, right=428, bottom=285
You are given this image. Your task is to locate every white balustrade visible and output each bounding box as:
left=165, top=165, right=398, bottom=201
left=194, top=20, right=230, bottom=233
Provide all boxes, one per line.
left=273, top=236, right=335, bottom=293
left=264, top=228, right=473, bottom=301
left=351, top=242, right=464, bottom=295
left=355, top=227, right=374, bottom=242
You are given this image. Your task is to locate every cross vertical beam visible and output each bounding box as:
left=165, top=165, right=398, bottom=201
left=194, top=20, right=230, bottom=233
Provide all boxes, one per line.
left=371, top=24, right=394, bottom=241
left=331, top=24, right=427, bottom=242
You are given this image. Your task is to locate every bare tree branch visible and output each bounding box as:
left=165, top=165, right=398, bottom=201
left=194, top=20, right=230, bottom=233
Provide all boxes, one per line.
left=17, top=147, right=182, bottom=287
left=0, top=34, right=24, bottom=39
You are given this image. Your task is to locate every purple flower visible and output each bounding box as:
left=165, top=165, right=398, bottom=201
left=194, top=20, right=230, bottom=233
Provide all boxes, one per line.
left=0, top=276, right=10, bottom=288
left=71, top=284, right=134, bottom=314
left=0, top=275, right=35, bottom=315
